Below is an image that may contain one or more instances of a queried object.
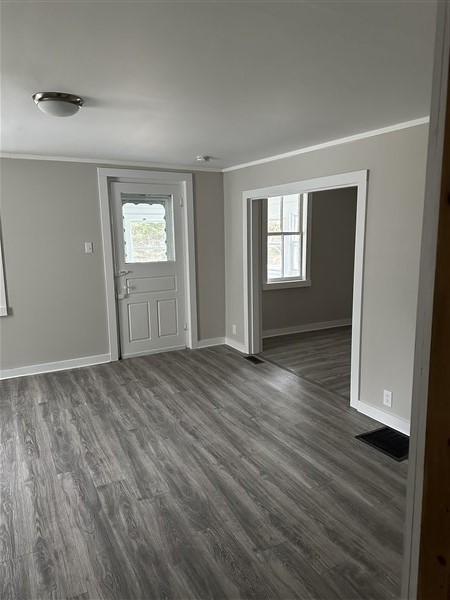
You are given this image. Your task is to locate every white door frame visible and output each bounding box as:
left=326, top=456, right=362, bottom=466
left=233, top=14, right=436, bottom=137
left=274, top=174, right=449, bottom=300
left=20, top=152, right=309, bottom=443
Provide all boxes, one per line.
left=242, top=169, right=368, bottom=409
left=97, top=168, right=198, bottom=361
left=401, top=1, right=450, bottom=596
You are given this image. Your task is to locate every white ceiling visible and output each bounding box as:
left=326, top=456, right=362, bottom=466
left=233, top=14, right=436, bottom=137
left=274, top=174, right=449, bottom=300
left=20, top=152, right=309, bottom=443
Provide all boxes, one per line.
left=1, top=1, right=436, bottom=169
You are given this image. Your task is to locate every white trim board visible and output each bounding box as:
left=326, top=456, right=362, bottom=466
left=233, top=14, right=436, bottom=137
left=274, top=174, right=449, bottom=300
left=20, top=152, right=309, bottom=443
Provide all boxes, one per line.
left=243, top=170, right=368, bottom=411
left=262, top=319, right=352, bottom=339
left=97, top=168, right=199, bottom=361
left=0, top=236, right=7, bottom=317
left=0, top=152, right=222, bottom=173
left=351, top=399, right=410, bottom=437
left=223, top=117, right=429, bottom=172
left=1, top=117, right=429, bottom=175
left=402, top=3, right=450, bottom=598
left=121, top=345, right=186, bottom=359
left=0, top=341, right=226, bottom=379
left=195, top=337, right=226, bottom=349
left=224, top=338, right=248, bottom=354
left=0, top=353, right=111, bottom=380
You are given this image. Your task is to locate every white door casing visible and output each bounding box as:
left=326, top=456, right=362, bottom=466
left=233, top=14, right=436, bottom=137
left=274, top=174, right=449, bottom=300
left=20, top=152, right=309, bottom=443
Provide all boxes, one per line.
left=111, top=181, right=186, bottom=358
left=243, top=170, right=368, bottom=410
left=97, top=169, right=198, bottom=361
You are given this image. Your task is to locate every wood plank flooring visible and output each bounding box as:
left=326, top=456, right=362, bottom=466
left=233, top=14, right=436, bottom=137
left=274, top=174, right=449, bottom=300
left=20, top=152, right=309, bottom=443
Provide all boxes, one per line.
left=261, top=327, right=352, bottom=399
left=0, top=345, right=407, bottom=599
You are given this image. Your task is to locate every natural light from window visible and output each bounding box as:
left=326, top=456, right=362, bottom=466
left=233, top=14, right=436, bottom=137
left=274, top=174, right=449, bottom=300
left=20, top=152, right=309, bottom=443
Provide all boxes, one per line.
left=265, top=193, right=309, bottom=286
left=121, top=194, right=174, bottom=263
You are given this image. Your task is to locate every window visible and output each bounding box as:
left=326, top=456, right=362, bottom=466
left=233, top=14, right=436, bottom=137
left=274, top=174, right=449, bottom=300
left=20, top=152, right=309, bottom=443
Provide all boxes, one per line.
left=121, top=193, right=175, bottom=263
left=263, top=193, right=310, bottom=288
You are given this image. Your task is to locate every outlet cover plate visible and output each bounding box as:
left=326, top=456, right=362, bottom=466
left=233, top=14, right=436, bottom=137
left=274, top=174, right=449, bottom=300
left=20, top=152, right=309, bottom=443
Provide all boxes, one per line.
left=383, top=389, right=392, bottom=408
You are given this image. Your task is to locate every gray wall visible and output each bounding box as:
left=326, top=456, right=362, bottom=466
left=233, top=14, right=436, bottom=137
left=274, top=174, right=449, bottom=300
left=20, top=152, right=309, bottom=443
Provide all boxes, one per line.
left=0, top=158, right=225, bottom=370
left=262, top=187, right=357, bottom=332
left=224, top=124, right=428, bottom=423
left=193, top=171, right=226, bottom=340
left=0, top=123, right=429, bottom=425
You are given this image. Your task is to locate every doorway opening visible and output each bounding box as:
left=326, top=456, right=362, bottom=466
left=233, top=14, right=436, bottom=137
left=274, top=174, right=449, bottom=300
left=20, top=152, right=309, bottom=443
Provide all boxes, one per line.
left=243, top=170, right=368, bottom=407
left=98, top=169, right=198, bottom=361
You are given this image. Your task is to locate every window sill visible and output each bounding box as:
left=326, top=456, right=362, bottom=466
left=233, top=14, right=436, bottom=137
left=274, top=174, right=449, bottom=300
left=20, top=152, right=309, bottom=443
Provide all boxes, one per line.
left=263, top=279, right=311, bottom=291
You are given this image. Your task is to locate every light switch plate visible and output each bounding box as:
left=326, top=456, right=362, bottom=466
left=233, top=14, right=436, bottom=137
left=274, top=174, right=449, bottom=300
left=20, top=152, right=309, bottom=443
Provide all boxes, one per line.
left=84, top=242, right=94, bottom=254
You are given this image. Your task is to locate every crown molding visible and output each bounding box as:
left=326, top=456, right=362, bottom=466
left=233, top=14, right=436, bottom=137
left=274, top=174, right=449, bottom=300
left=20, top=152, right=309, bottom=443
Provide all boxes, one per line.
left=0, top=116, right=429, bottom=174
left=222, top=116, right=430, bottom=173
left=0, top=152, right=223, bottom=173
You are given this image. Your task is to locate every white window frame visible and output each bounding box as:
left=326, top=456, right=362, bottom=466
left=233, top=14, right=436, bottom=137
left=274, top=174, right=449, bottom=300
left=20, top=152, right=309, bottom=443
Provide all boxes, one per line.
left=262, top=193, right=311, bottom=290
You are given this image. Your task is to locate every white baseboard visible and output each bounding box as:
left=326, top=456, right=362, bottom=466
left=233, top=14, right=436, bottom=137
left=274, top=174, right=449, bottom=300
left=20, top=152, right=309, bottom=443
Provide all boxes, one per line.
left=0, top=353, right=111, bottom=380
left=194, top=337, right=225, bottom=349
left=123, top=345, right=187, bottom=359
left=224, top=337, right=248, bottom=354
left=262, top=318, right=352, bottom=339
left=351, top=399, right=410, bottom=436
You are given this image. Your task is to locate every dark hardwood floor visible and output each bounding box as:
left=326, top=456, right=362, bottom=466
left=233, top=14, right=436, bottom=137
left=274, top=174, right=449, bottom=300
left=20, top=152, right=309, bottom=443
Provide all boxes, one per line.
left=261, top=327, right=352, bottom=399
left=0, top=345, right=406, bottom=599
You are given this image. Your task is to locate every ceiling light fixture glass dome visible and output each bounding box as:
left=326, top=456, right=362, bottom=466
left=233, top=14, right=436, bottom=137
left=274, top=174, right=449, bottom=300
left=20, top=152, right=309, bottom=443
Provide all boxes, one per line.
left=32, top=92, right=84, bottom=117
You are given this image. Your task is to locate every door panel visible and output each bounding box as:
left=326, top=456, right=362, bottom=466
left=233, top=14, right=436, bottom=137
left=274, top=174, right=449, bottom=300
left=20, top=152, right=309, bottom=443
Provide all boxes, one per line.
left=128, top=302, right=151, bottom=342
left=130, top=275, right=176, bottom=294
left=111, top=182, right=186, bottom=358
left=157, top=299, right=178, bottom=337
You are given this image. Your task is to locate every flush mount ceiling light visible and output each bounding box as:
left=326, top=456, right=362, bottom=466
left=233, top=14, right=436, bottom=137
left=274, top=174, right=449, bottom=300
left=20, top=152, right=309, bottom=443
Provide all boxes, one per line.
left=32, top=92, right=84, bottom=117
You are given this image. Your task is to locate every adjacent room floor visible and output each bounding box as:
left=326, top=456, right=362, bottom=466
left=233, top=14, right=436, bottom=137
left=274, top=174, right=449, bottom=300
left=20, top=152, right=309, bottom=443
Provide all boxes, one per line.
left=0, top=344, right=406, bottom=600
left=261, top=326, right=352, bottom=399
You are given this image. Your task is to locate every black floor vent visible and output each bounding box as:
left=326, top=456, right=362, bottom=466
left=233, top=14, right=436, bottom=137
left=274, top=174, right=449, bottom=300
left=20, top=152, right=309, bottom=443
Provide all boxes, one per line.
left=245, top=355, right=264, bottom=365
left=355, top=426, right=409, bottom=461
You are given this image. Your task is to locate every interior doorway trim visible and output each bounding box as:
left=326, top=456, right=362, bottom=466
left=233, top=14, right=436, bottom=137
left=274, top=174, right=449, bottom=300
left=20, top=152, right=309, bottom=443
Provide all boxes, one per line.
left=97, top=168, right=198, bottom=361
left=242, top=170, right=368, bottom=408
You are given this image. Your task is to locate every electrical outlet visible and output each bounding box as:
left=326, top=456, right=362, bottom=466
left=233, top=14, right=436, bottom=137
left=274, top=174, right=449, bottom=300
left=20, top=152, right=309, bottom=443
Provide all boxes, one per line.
left=232, top=324, right=237, bottom=335
left=383, top=389, right=392, bottom=408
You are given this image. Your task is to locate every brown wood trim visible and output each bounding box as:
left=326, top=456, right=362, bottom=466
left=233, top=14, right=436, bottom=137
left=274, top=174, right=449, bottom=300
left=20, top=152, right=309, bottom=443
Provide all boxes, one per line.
left=417, top=62, right=450, bottom=599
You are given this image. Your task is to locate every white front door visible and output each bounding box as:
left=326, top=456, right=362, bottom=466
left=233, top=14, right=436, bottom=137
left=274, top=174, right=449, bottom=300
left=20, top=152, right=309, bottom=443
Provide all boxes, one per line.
left=111, top=182, right=186, bottom=358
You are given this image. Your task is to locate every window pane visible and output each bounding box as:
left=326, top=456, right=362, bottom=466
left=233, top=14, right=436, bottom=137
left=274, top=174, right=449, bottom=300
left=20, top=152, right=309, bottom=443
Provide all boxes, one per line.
left=283, top=234, right=301, bottom=278
left=267, top=235, right=282, bottom=280
left=122, top=195, right=173, bottom=263
left=267, top=196, right=282, bottom=232
left=282, top=194, right=300, bottom=232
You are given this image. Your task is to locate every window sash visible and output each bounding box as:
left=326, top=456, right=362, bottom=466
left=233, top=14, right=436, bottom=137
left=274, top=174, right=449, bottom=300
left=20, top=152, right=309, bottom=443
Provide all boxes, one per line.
left=264, top=194, right=309, bottom=284
left=267, top=233, right=304, bottom=282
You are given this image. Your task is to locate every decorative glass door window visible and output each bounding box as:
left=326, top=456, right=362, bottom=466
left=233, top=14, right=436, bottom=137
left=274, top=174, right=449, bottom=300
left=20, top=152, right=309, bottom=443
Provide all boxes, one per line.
left=264, top=193, right=310, bottom=287
left=121, top=193, right=175, bottom=263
